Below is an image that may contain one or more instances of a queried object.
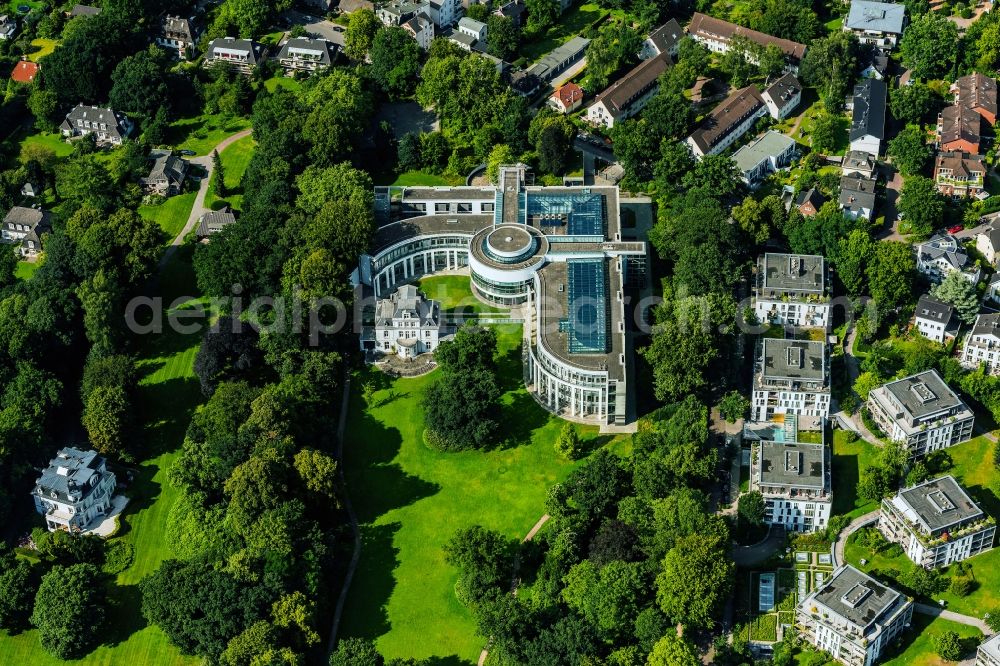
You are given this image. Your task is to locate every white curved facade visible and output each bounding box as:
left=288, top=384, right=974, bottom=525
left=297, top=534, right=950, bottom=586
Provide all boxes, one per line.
left=356, top=167, right=647, bottom=426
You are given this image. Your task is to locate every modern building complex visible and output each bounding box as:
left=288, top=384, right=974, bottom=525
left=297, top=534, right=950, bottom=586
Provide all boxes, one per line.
left=796, top=565, right=913, bottom=666
left=686, top=85, right=766, bottom=158
left=867, top=370, right=975, bottom=456
left=204, top=37, right=265, bottom=75
left=750, top=338, right=830, bottom=422
left=33, top=448, right=119, bottom=533
left=1, top=205, right=50, bottom=257
left=848, top=79, right=887, bottom=156
left=912, top=293, right=956, bottom=344
left=156, top=14, right=199, bottom=59
left=687, top=12, right=807, bottom=72
left=749, top=432, right=832, bottom=532
left=934, top=151, right=987, bottom=198
left=843, top=0, right=907, bottom=50
left=731, top=131, right=797, bottom=187
left=59, top=104, right=133, bottom=145
left=355, top=165, right=648, bottom=425
left=878, top=475, right=995, bottom=569
left=276, top=37, right=336, bottom=75
left=915, top=234, right=981, bottom=285
left=584, top=52, right=669, bottom=128
left=366, top=284, right=444, bottom=357
left=962, top=313, right=1000, bottom=374
left=753, top=252, right=831, bottom=328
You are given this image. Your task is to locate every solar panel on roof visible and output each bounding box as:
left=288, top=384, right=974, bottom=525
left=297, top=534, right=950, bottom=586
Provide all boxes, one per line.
left=565, top=260, right=609, bottom=354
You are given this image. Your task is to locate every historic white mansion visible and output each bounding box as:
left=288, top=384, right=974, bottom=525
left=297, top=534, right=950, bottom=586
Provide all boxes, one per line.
left=354, top=166, right=649, bottom=426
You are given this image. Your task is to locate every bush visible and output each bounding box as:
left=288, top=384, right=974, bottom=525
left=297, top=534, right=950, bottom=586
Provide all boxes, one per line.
left=102, top=541, right=135, bottom=575
left=933, top=629, right=963, bottom=661
left=949, top=575, right=973, bottom=597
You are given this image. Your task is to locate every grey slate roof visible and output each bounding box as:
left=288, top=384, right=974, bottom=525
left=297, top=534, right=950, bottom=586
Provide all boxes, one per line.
left=850, top=79, right=886, bottom=141
left=845, top=0, right=906, bottom=34
left=142, top=149, right=187, bottom=188
left=646, top=19, right=683, bottom=56
left=61, top=104, right=131, bottom=141
left=880, top=369, right=966, bottom=421
left=206, top=37, right=263, bottom=65
left=970, top=312, right=1000, bottom=339
left=277, top=37, right=335, bottom=65
left=197, top=207, right=236, bottom=237
left=915, top=293, right=954, bottom=326
left=794, top=187, right=826, bottom=211
left=761, top=338, right=826, bottom=381
left=763, top=73, right=801, bottom=111
left=758, top=440, right=826, bottom=490
left=70, top=4, right=101, bottom=17
left=375, top=284, right=440, bottom=326
left=458, top=17, right=486, bottom=33
left=843, top=150, right=877, bottom=174
left=34, top=447, right=106, bottom=503
left=895, top=475, right=984, bottom=534
left=808, top=565, right=904, bottom=631
left=918, top=234, right=971, bottom=272
left=839, top=175, right=877, bottom=214
left=160, top=15, right=197, bottom=42
left=526, top=36, right=590, bottom=82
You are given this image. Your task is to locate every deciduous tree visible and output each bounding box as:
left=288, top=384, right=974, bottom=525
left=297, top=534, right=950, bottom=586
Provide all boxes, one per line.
left=30, top=564, right=107, bottom=659
left=900, top=12, right=959, bottom=80
left=888, top=125, right=932, bottom=176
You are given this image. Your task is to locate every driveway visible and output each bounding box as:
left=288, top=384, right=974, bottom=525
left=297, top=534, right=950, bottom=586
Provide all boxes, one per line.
left=283, top=9, right=345, bottom=47
left=876, top=166, right=904, bottom=241
left=158, top=128, right=253, bottom=268
left=731, top=525, right=786, bottom=567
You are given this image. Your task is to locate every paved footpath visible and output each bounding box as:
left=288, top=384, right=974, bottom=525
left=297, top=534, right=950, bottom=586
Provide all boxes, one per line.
left=913, top=602, right=993, bottom=635
left=158, top=128, right=253, bottom=268
left=831, top=510, right=879, bottom=567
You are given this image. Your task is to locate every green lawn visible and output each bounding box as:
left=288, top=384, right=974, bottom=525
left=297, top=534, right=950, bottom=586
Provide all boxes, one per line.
left=383, top=170, right=464, bottom=187
left=19, top=131, right=74, bottom=158
left=26, top=37, right=57, bottom=62
left=413, top=275, right=508, bottom=315
left=339, top=328, right=627, bottom=661
left=167, top=115, right=251, bottom=156
left=0, top=249, right=202, bottom=666
left=263, top=76, right=303, bottom=94
left=15, top=260, right=38, bottom=280
left=792, top=100, right=850, bottom=155
left=204, top=135, right=256, bottom=212
left=520, top=2, right=608, bottom=62
left=881, top=614, right=982, bottom=666
left=139, top=191, right=197, bottom=243
left=831, top=430, right=879, bottom=518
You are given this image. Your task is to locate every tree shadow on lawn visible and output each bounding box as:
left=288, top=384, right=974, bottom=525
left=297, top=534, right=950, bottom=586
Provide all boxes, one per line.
left=831, top=449, right=861, bottom=516
left=343, top=522, right=402, bottom=642
left=135, top=374, right=202, bottom=461
left=99, top=582, right=148, bottom=649
left=497, top=391, right=550, bottom=449
left=966, top=483, right=1000, bottom=522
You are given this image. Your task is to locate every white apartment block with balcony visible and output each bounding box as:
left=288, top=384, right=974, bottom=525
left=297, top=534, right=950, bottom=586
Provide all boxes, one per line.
left=33, top=448, right=119, bottom=533
left=962, top=313, right=1000, bottom=374
left=753, top=253, right=831, bottom=328
left=977, top=634, right=1000, bottom=666
left=750, top=432, right=832, bottom=533
left=867, top=369, right=974, bottom=457
left=751, top=338, right=831, bottom=422
left=878, top=475, right=995, bottom=570
left=797, top=565, right=913, bottom=666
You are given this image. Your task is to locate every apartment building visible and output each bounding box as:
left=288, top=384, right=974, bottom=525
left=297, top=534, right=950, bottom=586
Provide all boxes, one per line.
left=687, top=12, right=807, bottom=72
left=750, top=435, right=832, bottom=532
left=204, top=37, right=265, bottom=75
left=732, top=131, right=798, bottom=187
left=915, top=234, right=982, bottom=285
left=584, top=52, right=670, bottom=128
left=879, top=475, right=995, bottom=569
left=849, top=79, right=887, bottom=156
left=797, top=565, right=913, bottom=666
left=686, top=85, right=766, bottom=158
left=843, top=0, right=907, bottom=51
left=961, top=313, right=1000, bottom=374
left=753, top=252, right=831, bottom=328
left=977, top=634, right=1000, bottom=666
left=867, top=369, right=975, bottom=456
left=934, top=151, right=986, bottom=199
left=912, top=293, right=957, bottom=344
left=751, top=338, right=831, bottom=422
left=276, top=37, right=336, bottom=75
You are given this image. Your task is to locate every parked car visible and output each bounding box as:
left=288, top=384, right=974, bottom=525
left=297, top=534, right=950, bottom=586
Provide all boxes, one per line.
left=947, top=224, right=964, bottom=235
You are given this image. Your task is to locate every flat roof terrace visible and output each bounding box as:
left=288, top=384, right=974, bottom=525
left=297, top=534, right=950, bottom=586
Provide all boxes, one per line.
left=373, top=214, right=492, bottom=253
left=810, top=565, right=903, bottom=633
left=760, top=338, right=826, bottom=382
left=896, top=475, right=984, bottom=534
left=536, top=259, right=626, bottom=381
left=880, top=370, right=966, bottom=422
left=757, top=441, right=826, bottom=490
left=759, top=252, right=826, bottom=294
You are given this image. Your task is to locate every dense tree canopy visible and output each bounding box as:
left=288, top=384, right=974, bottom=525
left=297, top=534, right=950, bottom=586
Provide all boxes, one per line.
left=30, top=564, right=107, bottom=659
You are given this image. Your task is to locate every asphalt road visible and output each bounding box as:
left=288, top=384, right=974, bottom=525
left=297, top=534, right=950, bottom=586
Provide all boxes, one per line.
left=283, top=9, right=345, bottom=47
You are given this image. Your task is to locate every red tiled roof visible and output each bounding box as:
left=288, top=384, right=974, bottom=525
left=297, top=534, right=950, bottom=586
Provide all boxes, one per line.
left=553, top=82, right=584, bottom=107
left=11, top=60, right=39, bottom=84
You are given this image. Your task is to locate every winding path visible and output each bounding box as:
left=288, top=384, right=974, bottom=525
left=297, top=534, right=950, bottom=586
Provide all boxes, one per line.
left=831, top=509, right=879, bottom=568
left=158, top=128, right=253, bottom=268
left=913, top=603, right=993, bottom=635
left=476, top=514, right=551, bottom=666
left=835, top=324, right=884, bottom=446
